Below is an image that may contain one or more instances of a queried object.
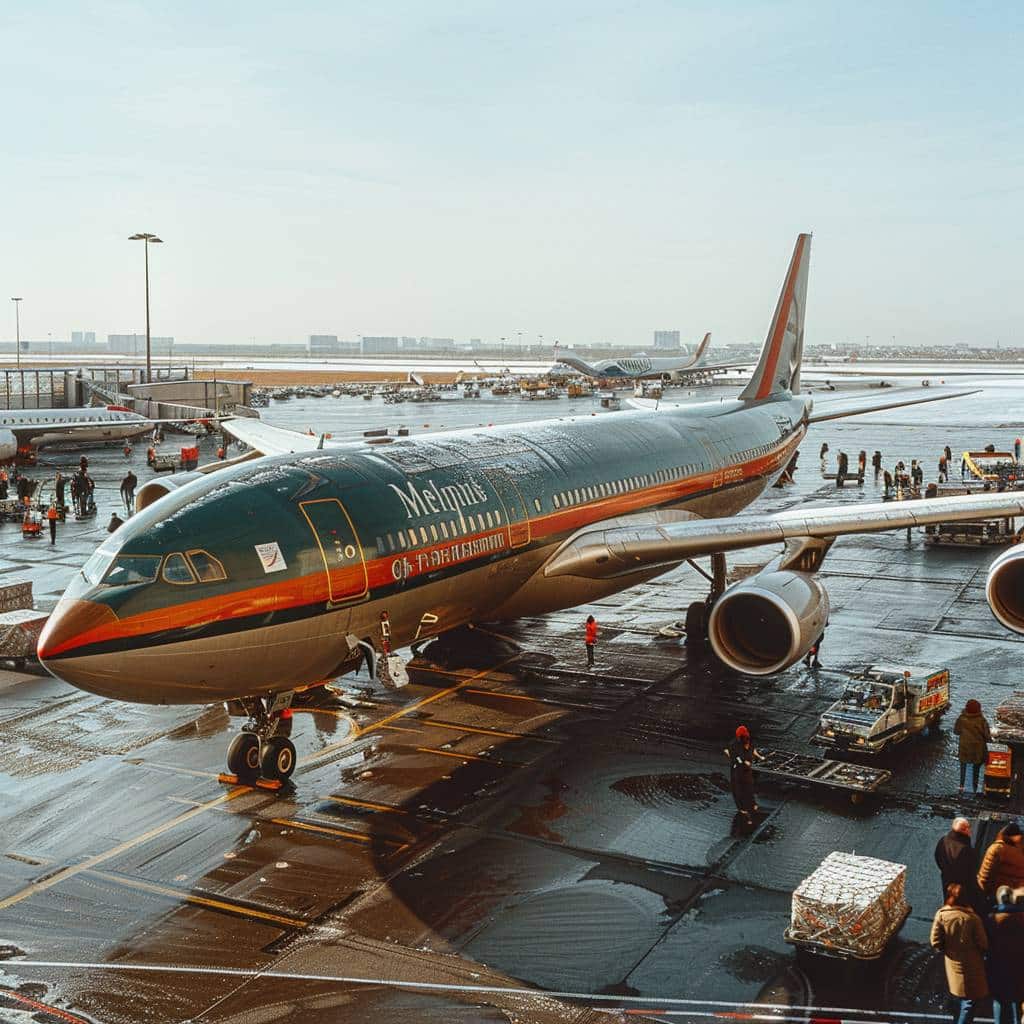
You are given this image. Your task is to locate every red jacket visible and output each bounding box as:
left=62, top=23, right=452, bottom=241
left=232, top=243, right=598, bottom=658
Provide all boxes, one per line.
left=585, top=621, right=598, bottom=644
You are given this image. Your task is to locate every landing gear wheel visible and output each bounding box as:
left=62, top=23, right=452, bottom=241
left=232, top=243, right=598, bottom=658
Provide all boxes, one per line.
left=227, top=732, right=261, bottom=778
left=260, top=736, right=296, bottom=782
left=685, top=601, right=707, bottom=649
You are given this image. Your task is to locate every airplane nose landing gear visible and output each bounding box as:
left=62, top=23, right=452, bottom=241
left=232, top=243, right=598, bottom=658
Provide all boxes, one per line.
left=221, top=692, right=297, bottom=787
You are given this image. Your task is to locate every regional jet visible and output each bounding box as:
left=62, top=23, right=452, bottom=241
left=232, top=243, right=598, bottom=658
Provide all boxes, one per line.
left=38, top=234, right=1024, bottom=786
left=0, top=405, right=156, bottom=461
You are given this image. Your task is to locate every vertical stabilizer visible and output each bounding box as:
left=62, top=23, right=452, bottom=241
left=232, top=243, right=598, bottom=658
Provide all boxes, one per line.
left=739, top=233, right=811, bottom=400
left=692, top=332, right=711, bottom=365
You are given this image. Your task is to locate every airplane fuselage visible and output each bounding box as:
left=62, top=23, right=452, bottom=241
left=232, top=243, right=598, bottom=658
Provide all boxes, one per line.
left=39, top=394, right=808, bottom=704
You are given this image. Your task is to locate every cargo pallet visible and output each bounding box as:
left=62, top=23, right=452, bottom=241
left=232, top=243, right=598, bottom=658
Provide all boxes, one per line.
left=784, top=905, right=912, bottom=960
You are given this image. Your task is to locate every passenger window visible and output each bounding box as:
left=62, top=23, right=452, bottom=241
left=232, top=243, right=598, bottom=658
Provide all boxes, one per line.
left=440, top=521, right=449, bottom=539
left=163, top=552, right=196, bottom=585
left=430, top=524, right=438, bottom=541
left=553, top=494, right=561, bottom=509
left=494, top=509, right=502, bottom=524
left=187, top=550, right=227, bottom=582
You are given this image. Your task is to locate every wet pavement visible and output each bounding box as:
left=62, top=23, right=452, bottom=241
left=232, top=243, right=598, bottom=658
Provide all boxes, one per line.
left=1, top=381, right=1023, bottom=1022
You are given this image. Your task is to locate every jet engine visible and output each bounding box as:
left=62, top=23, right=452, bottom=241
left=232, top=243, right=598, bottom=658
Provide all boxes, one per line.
left=986, top=543, right=1024, bottom=634
left=708, top=570, right=830, bottom=676
left=0, top=429, right=16, bottom=463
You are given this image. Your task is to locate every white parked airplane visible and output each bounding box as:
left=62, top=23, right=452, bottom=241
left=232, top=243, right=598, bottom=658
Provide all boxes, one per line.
left=0, top=405, right=158, bottom=461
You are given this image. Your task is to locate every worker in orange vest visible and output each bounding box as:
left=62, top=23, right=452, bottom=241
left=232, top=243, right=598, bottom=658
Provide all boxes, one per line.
left=46, top=501, right=59, bottom=544
left=217, top=444, right=226, bottom=460
left=585, top=614, right=599, bottom=668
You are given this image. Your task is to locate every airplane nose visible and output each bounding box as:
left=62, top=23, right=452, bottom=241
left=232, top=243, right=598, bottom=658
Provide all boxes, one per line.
left=37, top=598, right=119, bottom=662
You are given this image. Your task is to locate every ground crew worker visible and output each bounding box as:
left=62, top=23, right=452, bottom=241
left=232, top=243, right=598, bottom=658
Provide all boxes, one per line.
left=146, top=445, right=156, bottom=466
left=585, top=614, right=598, bottom=668
left=819, top=442, right=829, bottom=472
left=962, top=457, right=969, bottom=481
left=872, top=450, right=882, bottom=478
left=804, top=630, right=823, bottom=668
left=836, top=452, right=848, bottom=487
left=46, top=501, right=58, bottom=544
left=939, top=454, right=948, bottom=482
left=945, top=445, right=953, bottom=464
left=857, top=450, right=867, bottom=483
left=935, top=818, right=981, bottom=909
left=120, top=470, right=137, bottom=513
left=725, top=725, right=764, bottom=825
left=54, top=471, right=65, bottom=510
left=883, top=469, right=894, bottom=498
left=217, top=444, right=226, bottom=460
left=123, top=442, right=132, bottom=457
left=0, top=467, right=7, bottom=499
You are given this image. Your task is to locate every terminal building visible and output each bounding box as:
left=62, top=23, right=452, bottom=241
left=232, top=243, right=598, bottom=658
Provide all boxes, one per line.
left=361, top=336, right=400, bottom=355
left=107, top=333, right=174, bottom=355
left=653, top=329, right=681, bottom=350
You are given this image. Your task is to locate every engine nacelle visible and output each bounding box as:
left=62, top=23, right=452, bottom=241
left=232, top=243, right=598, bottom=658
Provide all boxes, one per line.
left=708, top=570, right=830, bottom=676
left=0, top=428, right=16, bottom=463
left=986, top=544, right=1024, bottom=634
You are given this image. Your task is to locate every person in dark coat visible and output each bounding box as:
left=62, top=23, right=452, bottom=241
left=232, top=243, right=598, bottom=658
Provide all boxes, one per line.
left=724, top=725, right=764, bottom=825
left=985, top=885, right=1024, bottom=1024
left=936, top=818, right=981, bottom=908
left=54, top=470, right=65, bottom=509
left=931, top=883, right=989, bottom=1024
left=955, top=699, right=992, bottom=794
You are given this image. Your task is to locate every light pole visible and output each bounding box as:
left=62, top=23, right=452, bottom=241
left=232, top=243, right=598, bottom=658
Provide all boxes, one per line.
left=10, top=297, right=22, bottom=370
left=129, top=232, right=163, bottom=382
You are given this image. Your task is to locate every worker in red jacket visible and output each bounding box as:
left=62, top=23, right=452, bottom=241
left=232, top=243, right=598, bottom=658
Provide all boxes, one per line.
left=585, top=614, right=598, bottom=668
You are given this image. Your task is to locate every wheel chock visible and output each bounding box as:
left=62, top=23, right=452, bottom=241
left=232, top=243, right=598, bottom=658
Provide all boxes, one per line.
left=217, top=772, right=283, bottom=792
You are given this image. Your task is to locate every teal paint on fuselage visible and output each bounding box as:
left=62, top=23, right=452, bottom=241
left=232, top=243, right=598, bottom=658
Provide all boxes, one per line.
left=73, top=395, right=806, bottom=622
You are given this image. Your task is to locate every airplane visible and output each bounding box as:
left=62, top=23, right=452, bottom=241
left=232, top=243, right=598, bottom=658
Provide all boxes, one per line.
left=0, top=405, right=157, bottom=461
left=37, top=233, right=1024, bottom=787
left=553, top=332, right=737, bottom=382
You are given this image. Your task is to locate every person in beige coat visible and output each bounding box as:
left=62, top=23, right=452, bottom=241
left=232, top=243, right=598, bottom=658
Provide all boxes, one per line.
left=978, top=822, right=1024, bottom=897
left=931, top=883, right=988, bottom=1024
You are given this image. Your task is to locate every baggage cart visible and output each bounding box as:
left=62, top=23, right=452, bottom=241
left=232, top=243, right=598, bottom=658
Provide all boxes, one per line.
left=756, top=748, right=891, bottom=804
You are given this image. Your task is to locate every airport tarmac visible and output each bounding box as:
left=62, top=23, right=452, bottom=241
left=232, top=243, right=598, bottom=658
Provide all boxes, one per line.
left=1, top=381, right=1023, bottom=1023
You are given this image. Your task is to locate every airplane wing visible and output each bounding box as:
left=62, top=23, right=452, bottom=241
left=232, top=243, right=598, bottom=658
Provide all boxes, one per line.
left=807, top=387, right=979, bottom=423
left=626, top=386, right=978, bottom=419
left=220, top=417, right=326, bottom=455
left=545, top=492, right=1024, bottom=579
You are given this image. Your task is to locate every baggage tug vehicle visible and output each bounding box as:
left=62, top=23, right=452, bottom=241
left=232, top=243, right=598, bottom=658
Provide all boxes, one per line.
left=812, top=665, right=951, bottom=755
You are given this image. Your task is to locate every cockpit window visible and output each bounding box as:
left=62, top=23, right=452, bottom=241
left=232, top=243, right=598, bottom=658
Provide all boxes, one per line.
left=187, top=549, right=227, bottom=582
left=101, top=555, right=162, bottom=587
left=163, top=552, right=197, bottom=585
left=82, top=548, right=116, bottom=586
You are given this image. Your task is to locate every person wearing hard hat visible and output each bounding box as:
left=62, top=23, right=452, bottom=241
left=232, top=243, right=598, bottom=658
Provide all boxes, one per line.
left=724, top=726, right=764, bottom=825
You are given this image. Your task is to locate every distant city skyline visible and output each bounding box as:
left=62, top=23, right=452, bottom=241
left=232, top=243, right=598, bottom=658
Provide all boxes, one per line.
left=2, top=4, right=1021, bottom=348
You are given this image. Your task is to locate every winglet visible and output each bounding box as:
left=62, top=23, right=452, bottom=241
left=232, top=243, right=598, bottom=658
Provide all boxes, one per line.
left=739, top=233, right=811, bottom=401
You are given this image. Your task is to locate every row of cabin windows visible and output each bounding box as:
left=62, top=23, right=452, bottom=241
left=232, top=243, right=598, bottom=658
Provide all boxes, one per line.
left=376, top=507, right=504, bottom=555
left=730, top=442, right=775, bottom=464
left=551, top=463, right=701, bottom=510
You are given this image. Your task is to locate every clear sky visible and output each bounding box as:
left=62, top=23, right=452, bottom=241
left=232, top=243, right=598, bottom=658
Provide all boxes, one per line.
left=2, top=2, right=1021, bottom=348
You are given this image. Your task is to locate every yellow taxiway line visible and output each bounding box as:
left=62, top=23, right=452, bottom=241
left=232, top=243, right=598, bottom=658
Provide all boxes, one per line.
left=85, top=869, right=308, bottom=930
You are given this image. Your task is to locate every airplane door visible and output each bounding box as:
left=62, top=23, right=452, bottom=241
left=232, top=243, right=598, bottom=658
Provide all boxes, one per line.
left=485, top=469, right=531, bottom=548
left=300, top=498, right=369, bottom=605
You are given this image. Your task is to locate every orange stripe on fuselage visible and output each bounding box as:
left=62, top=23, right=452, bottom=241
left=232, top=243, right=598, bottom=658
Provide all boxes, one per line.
left=755, top=234, right=806, bottom=400
left=47, top=429, right=803, bottom=657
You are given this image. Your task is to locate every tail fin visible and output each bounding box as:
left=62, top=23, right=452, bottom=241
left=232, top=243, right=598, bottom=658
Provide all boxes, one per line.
left=692, top=331, right=711, bottom=365
left=739, top=233, right=811, bottom=401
